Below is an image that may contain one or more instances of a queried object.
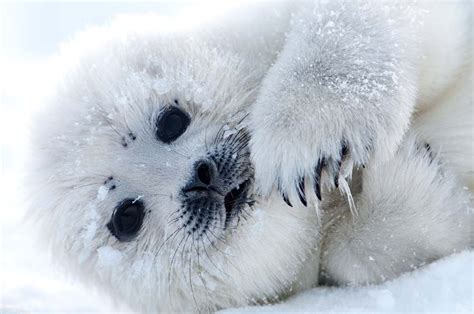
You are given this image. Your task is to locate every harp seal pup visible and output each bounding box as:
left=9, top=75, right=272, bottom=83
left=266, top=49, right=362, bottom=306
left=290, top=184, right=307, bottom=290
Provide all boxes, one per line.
left=28, top=1, right=472, bottom=312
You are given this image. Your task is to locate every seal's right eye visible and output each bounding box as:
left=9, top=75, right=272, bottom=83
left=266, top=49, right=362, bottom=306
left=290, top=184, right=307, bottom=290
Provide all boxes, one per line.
left=156, top=106, right=190, bottom=143
left=107, top=199, right=145, bottom=242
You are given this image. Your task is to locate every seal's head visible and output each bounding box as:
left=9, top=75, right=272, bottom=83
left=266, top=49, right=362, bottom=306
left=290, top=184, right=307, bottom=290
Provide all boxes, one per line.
left=29, top=15, right=319, bottom=312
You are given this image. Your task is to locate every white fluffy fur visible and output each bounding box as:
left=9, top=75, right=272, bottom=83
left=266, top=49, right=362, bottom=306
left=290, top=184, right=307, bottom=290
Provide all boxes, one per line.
left=28, top=1, right=472, bottom=312
left=250, top=0, right=473, bottom=203
left=320, top=135, right=473, bottom=285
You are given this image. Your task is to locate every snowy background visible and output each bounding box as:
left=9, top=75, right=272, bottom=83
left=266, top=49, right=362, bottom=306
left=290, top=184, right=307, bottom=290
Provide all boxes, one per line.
left=0, top=1, right=472, bottom=313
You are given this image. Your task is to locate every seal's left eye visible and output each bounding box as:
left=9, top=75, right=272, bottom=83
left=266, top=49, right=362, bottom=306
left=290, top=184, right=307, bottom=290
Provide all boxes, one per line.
left=107, top=199, right=145, bottom=242
left=156, top=106, right=190, bottom=143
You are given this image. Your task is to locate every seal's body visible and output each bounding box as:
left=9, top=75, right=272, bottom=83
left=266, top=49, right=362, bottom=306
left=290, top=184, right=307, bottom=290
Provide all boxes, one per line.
left=29, top=1, right=472, bottom=312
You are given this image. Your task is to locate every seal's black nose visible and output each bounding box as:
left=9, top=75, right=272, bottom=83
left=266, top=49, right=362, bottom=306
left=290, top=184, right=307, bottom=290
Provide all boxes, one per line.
left=196, top=160, right=212, bottom=185
left=183, top=159, right=218, bottom=193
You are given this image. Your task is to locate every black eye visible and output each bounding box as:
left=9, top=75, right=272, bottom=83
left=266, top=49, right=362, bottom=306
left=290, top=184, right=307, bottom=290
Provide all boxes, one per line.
left=107, top=199, right=145, bottom=242
left=156, top=106, right=190, bottom=143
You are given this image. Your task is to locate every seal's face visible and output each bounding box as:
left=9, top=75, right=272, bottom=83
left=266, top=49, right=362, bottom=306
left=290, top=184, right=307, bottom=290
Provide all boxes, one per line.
left=105, top=101, right=254, bottom=248
left=29, top=17, right=319, bottom=312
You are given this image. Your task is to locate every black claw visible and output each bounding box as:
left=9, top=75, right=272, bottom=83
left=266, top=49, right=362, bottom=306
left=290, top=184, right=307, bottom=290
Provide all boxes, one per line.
left=334, top=159, right=341, bottom=188
left=341, top=144, right=349, bottom=158
left=278, top=183, right=293, bottom=207
left=314, top=158, right=325, bottom=201
left=297, top=178, right=307, bottom=207
left=423, top=142, right=435, bottom=164
left=282, top=193, right=293, bottom=207
left=334, top=144, right=349, bottom=188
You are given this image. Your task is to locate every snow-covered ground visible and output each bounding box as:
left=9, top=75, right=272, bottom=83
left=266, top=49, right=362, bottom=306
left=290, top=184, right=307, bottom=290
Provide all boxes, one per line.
left=223, top=252, right=473, bottom=313
left=1, top=2, right=472, bottom=313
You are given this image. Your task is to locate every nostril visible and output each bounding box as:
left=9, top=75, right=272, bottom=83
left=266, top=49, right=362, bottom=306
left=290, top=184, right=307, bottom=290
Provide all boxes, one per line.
left=197, top=162, right=212, bottom=185
left=183, top=160, right=216, bottom=194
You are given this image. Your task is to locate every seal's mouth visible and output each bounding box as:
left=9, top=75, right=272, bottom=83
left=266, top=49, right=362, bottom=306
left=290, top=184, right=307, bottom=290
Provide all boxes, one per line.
left=179, top=127, right=254, bottom=234
left=224, top=179, right=252, bottom=226
left=224, top=179, right=250, bottom=212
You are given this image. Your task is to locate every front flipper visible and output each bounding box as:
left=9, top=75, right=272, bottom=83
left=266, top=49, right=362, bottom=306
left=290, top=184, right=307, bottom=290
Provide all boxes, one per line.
left=250, top=0, right=418, bottom=207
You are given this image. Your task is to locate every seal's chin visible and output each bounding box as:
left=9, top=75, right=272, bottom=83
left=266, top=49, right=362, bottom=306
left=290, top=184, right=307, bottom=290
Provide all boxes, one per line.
left=224, top=179, right=253, bottom=227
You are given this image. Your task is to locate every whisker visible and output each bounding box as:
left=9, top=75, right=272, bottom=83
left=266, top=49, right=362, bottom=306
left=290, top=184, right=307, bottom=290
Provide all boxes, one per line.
left=155, top=226, right=184, bottom=258
left=193, top=237, right=213, bottom=310
left=188, top=237, right=199, bottom=311
left=203, top=231, right=242, bottom=274
left=168, top=146, right=191, bottom=159
left=94, top=103, right=123, bottom=138
left=198, top=237, right=230, bottom=279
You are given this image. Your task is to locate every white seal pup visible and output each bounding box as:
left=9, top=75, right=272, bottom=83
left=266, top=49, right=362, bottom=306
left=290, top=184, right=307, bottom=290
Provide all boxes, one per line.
left=28, top=1, right=472, bottom=312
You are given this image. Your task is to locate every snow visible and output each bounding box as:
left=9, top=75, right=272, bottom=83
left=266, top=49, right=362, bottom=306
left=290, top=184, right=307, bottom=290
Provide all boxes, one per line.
left=97, top=246, right=123, bottom=268
left=153, top=78, right=172, bottom=95
left=222, top=251, right=473, bottom=313
left=96, top=185, right=109, bottom=201
left=133, top=195, right=144, bottom=203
